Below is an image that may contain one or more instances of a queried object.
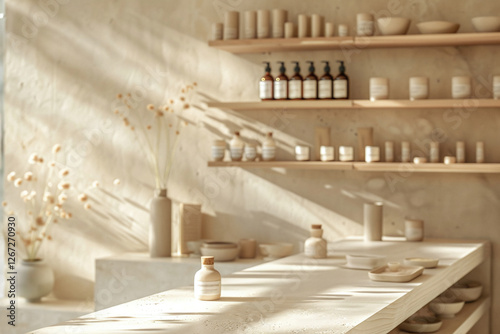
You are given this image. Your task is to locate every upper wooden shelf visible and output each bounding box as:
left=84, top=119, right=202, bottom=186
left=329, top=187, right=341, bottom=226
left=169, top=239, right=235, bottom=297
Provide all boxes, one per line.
left=208, top=161, right=500, bottom=173
left=207, top=99, right=500, bottom=110
left=209, top=32, right=500, bottom=54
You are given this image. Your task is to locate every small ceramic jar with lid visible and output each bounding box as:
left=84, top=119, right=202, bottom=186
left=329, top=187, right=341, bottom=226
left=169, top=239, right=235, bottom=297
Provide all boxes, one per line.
left=385, top=141, right=394, bottom=162
left=339, top=146, right=354, bottom=162
left=409, top=77, right=429, bottom=100
left=211, top=140, right=226, bottom=161
left=338, top=24, right=349, bottom=36
left=357, top=13, right=374, bottom=36
left=401, top=141, right=411, bottom=162
left=430, top=142, right=439, bottom=163
left=304, top=224, right=327, bottom=259
left=365, top=146, right=380, bottom=163
left=194, top=256, right=221, bottom=301
left=370, top=78, right=389, bottom=101
left=452, top=76, right=472, bottom=99
left=320, top=146, right=335, bottom=161
left=456, top=141, right=466, bottom=163
left=476, top=141, right=484, bottom=163
left=295, top=145, right=310, bottom=161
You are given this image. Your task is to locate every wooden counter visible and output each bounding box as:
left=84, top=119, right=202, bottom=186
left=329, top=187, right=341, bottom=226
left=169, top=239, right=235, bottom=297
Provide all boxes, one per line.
left=33, top=238, right=490, bottom=334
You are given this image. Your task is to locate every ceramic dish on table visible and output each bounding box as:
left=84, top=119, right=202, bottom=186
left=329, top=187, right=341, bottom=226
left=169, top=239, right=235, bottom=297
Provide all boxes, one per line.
left=344, top=254, right=387, bottom=270
left=404, top=257, right=439, bottom=269
left=449, top=281, right=483, bottom=302
left=377, top=17, right=411, bottom=35
left=259, top=242, right=293, bottom=260
left=417, top=21, right=460, bottom=34
left=200, top=241, right=239, bottom=261
left=429, top=298, right=465, bottom=318
left=368, top=265, right=424, bottom=282
left=399, top=316, right=442, bottom=333
left=471, top=16, right=500, bottom=32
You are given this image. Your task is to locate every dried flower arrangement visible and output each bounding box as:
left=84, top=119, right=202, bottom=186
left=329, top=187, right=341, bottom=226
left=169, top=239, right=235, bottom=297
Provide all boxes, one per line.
left=3, top=145, right=95, bottom=260
left=113, top=83, right=196, bottom=189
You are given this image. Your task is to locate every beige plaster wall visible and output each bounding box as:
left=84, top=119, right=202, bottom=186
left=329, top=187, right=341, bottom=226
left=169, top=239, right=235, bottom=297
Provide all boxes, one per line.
left=4, top=0, right=500, bottom=331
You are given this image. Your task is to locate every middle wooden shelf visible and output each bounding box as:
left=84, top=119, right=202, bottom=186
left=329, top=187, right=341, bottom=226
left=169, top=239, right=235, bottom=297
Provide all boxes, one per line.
left=207, top=99, right=500, bottom=110
left=208, top=161, right=500, bottom=173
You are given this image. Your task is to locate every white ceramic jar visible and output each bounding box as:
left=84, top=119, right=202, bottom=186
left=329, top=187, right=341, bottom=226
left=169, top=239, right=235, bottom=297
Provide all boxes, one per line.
left=430, top=142, right=439, bottom=163
left=405, top=218, right=424, bottom=241
left=320, top=146, right=335, bottom=161
left=452, top=76, right=472, bottom=99
left=357, top=13, right=374, bottom=36
left=211, top=140, right=226, bottom=161
left=339, top=146, right=354, bottom=162
left=338, top=24, right=349, bottom=36
left=370, top=77, right=389, bottom=100
left=444, top=156, right=457, bottom=164
left=311, top=14, right=323, bottom=37
left=257, top=10, right=270, bottom=38
left=456, top=141, right=465, bottom=163
left=298, top=14, right=309, bottom=38
left=18, top=259, right=54, bottom=302
left=494, top=76, right=500, bottom=99
left=211, top=23, right=223, bottom=41
left=401, top=141, right=411, bottom=162
left=243, top=11, right=257, bottom=39
left=385, top=141, right=394, bottom=162
left=244, top=143, right=257, bottom=161
left=295, top=145, right=310, bottom=161
left=223, top=11, right=239, bottom=40
left=194, top=256, right=221, bottom=301
left=305, top=224, right=327, bottom=258
left=229, top=132, right=244, bottom=161
left=262, top=132, right=276, bottom=161
left=272, top=9, right=287, bottom=38
left=365, top=146, right=380, bottom=163
left=409, top=77, right=429, bottom=100
left=476, top=141, right=484, bottom=163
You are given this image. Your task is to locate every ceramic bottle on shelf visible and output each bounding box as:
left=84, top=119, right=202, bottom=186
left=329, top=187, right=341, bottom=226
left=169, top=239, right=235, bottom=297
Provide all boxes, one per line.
left=262, top=132, right=276, bottom=161
left=303, top=61, right=318, bottom=100
left=194, top=256, right=221, bottom=301
left=334, top=61, right=349, bottom=99
left=318, top=61, right=333, bottom=99
left=289, top=61, right=303, bottom=100
left=305, top=224, right=327, bottom=259
left=260, top=62, right=273, bottom=100
left=229, top=131, right=244, bottom=161
left=274, top=61, right=288, bottom=100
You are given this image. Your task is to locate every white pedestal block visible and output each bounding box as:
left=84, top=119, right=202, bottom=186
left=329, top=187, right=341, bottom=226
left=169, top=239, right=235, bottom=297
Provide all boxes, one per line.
left=95, top=252, right=263, bottom=310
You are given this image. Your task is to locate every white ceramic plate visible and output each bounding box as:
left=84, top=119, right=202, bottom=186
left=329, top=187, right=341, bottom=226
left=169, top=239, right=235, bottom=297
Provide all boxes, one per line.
left=369, top=265, right=424, bottom=282
left=404, top=257, right=439, bottom=268
left=399, top=316, right=442, bottom=333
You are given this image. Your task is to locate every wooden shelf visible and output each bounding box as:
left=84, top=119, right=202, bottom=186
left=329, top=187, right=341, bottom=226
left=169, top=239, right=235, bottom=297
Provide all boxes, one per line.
left=209, top=32, right=500, bottom=54
left=208, top=161, right=353, bottom=170
left=354, top=162, right=500, bottom=173
left=207, top=99, right=500, bottom=110
left=390, top=296, right=490, bottom=334
left=208, top=161, right=500, bottom=173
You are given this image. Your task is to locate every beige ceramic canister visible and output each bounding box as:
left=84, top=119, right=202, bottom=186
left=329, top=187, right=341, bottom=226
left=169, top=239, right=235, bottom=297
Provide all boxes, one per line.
left=405, top=218, right=424, bottom=241
left=194, top=256, right=221, bottom=301
left=262, top=132, right=276, bottom=161
left=305, top=224, right=327, bottom=259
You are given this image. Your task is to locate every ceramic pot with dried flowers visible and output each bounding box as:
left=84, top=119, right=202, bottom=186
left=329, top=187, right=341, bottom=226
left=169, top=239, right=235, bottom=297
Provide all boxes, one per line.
left=4, top=144, right=94, bottom=301
left=114, top=83, right=196, bottom=257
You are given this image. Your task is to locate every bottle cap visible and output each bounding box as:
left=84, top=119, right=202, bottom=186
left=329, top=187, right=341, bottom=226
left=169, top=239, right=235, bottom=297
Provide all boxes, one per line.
left=322, top=61, right=330, bottom=74
left=277, top=61, right=286, bottom=74
left=201, top=256, right=215, bottom=265
left=292, top=61, right=300, bottom=73
left=306, top=61, right=315, bottom=73
left=311, top=224, right=322, bottom=229
left=337, top=60, right=345, bottom=74
left=263, top=61, right=271, bottom=73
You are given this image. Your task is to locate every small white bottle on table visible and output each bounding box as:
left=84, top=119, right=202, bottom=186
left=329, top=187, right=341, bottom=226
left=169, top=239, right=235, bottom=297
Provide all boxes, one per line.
left=194, top=256, right=221, bottom=301
left=305, top=224, right=327, bottom=259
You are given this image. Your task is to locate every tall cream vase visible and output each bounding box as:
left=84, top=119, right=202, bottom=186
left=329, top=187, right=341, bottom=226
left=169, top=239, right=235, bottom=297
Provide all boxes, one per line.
left=149, top=188, right=172, bottom=257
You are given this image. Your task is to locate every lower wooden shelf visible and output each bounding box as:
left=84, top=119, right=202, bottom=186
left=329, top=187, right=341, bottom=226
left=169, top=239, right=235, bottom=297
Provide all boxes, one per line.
left=208, top=161, right=500, bottom=173
left=390, top=296, right=490, bottom=334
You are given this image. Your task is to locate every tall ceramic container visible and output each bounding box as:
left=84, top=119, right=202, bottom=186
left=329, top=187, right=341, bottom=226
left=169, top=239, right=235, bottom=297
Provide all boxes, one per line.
left=18, top=259, right=54, bottom=302
left=364, top=202, right=383, bottom=241
left=150, top=189, right=172, bottom=257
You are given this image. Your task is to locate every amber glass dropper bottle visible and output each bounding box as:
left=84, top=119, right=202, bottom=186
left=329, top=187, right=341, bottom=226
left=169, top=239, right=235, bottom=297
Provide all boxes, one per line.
left=334, top=60, right=349, bottom=100
left=289, top=61, right=303, bottom=100
left=259, top=62, right=274, bottom=101
left=318, top=61, right=333, bottom=100
left=274, top=61, right=288, bottom=100
left=303, top=61, right=318, bottom=100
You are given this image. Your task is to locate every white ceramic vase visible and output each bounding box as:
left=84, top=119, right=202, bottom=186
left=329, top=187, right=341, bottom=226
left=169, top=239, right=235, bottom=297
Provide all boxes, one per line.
left=18, top=259, right=54, bottom=302
left=149, top=188, right=172, bottom=257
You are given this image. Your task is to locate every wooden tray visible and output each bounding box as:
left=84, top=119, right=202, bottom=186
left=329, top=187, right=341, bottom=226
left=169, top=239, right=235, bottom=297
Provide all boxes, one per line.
left=369, top=265, right=424, bottom=282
